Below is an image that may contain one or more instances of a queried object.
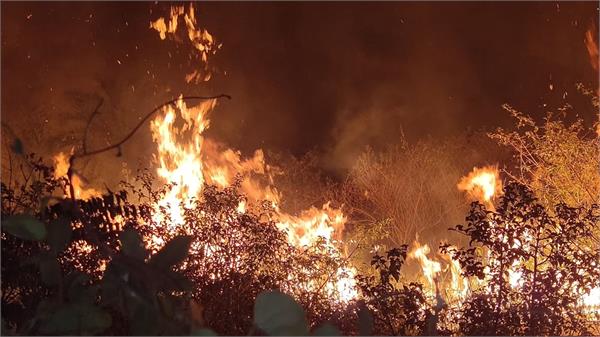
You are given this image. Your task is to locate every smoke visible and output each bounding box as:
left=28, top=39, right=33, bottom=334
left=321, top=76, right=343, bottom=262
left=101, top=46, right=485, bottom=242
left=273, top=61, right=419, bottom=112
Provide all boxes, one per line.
left=2, top=2, right=597, bottom=185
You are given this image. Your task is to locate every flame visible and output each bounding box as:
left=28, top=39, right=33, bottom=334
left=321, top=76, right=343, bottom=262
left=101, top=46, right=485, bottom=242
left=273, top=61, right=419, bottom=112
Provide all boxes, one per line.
left=585, top=23, right=599, bottom=72
left=150, top=4, right=220, bottom=83
left=441, top=250, right=470, bottom=302
left=408, top=240, right=472, bottom=307
left=147, top=95, right=355, bottom=301
left=149, top=97, right=213, bottom=226
left=457, top=165, right=502, bottom=208
left=408, top=241, right=442, bottom=292
left=148, top=3, right=355, bottom=301
left=53, top=150, right=101, bottom=200
left=584, top=22, right=600, bottom=138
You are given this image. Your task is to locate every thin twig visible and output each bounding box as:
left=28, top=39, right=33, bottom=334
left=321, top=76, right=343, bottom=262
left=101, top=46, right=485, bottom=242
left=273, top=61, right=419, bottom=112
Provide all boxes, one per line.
left=66, top=94, right=231, bottom=202
left=82, top=98, right=104, bottom=153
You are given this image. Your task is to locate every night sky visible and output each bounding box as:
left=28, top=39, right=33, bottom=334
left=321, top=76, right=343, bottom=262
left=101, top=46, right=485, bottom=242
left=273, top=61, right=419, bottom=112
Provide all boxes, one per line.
left=2, top=2, right=598, bottom=175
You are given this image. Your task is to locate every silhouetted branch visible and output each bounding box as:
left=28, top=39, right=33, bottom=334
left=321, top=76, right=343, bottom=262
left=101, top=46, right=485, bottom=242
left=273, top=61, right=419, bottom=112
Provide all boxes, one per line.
left=67, top=94, right=231, bottom=202
left=82, top=98, right=104, bottom=153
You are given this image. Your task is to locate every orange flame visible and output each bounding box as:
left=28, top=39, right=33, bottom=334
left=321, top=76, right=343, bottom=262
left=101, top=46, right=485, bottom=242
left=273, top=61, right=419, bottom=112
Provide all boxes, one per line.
left=408, top=241, right=442, bottom=292
left=148, top=96, right=356, bottom=301
left=585, top=23, right=599, bottom=72
left=457, top=165, right=502, bottom=208
left=53, top=150, right=101, bottom=200
left=409, top=240, right=470, bottom=306
left=150, top=4, right=221, bottom=83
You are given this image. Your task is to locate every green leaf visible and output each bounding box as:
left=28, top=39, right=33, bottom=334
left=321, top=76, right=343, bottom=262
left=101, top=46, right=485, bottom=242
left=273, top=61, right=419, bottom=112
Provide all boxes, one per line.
left=254, top=290, right=308, bottom=336
left=2, top=214, right=46, bottom=241
left=191, top=328, right=218, bottom=336
left=358, top=306, right=373, bottom=336
left=46, top=217, right=72, bottom=253
left=312, top=323, right=340, bottom=336
left=150, top=235, right=193, bottom=269
left=119, top=228, right=147, bottom=261
left=39, top=254, right=61, bottom=286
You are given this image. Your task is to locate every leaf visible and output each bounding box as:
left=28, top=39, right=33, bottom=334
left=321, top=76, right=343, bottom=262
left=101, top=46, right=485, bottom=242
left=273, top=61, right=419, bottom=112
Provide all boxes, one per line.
left=312, top=323, right=340, bottom=336
left=10, top=138, right=23, bottom=155
left=46, top=217, right=72, bottom=252
left=254, top=290, right=308, bottom=336
left=39, top=254, right=61, bottom=286
left=119, top=228, right=147, bottom=261
left=40, top=303, right=111, bottom=335
left=149, top=235, right=193, bottom=269
left=2, top=214, right=46, bottom=241
left=161, top=269, right=193, bottom=292
left=66, top=272, right=96, bottom=304
left=130, top=303, right=159, bottom=335
left=78, top=304, right=112, bottom=335
left=39, top=305, right=78, bottom=334
left=191, top=328, right=217, bottom=336
left=358, top=306, right=373, bottom=336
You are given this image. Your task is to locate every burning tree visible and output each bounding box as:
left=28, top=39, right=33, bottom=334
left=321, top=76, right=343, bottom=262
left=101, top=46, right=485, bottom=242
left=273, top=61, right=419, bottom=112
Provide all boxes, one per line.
left=443, top=182, right=600, bottom=335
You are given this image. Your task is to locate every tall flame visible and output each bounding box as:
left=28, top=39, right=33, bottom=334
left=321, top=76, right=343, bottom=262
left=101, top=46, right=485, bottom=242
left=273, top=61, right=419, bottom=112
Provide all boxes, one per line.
left=408, top=241, right=442, bottom=292
left=149, top=97, right=214, bottom=226
left=147, top=95, right=356, bottom=301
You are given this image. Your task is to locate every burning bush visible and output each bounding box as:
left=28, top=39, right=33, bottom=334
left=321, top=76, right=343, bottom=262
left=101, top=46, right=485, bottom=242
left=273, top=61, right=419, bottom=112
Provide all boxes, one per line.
left=356, top=246, right=435, bottom=336
left=443, top=182, right=600, bottom=335
left=490, top=102, right=600, bottom=209
left=0, top=157, right=355, bottom=335
left=3, top=144, right=600, bottom=336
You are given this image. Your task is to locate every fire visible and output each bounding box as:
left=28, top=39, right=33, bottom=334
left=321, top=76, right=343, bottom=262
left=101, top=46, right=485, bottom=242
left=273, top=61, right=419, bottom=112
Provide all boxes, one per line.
left=150, top=3, right=221, bottom=83
left=149, top=97, right=214, bottom=226
left=457, top=165, right=502, bottom=208
left=149, top=4, right=356, bottom=301
left=409, top=240, right=470, bottom=306
left=408, top=241, right=441, bottom=293
left=53, top=150, right=101, bottom=200
left=147, top=98, right=355, bottom=302
left=584, top=23, right=599, bottom=72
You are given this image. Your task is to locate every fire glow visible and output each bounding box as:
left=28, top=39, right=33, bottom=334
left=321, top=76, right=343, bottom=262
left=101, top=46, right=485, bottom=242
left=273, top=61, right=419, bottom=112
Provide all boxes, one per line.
left=48, top=3, right=598, bottom=316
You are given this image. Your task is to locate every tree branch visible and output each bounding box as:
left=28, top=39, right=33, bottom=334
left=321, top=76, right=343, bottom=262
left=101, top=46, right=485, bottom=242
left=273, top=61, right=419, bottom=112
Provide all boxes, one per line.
left=67, top=94, right=231, bottom=202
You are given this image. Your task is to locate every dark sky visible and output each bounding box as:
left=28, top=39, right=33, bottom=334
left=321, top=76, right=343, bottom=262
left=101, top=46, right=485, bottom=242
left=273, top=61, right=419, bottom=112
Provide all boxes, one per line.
left=2, top=2, right=598, bottom=175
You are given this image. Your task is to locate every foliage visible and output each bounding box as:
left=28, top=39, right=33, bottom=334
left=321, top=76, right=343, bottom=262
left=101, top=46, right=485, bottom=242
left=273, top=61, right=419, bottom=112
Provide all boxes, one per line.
left=341, top=135, right=500, bottom=251
left=254, top=290, right=308, bottom=335
left=3, top=153, right=599, bottom=336
left=355, top=246, right=435, bottom=336
left=1, top=157, right=359, bottom=335
left=442, top=182, right=600, bottom=335
left=489, top=104, right=600, bottom=208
